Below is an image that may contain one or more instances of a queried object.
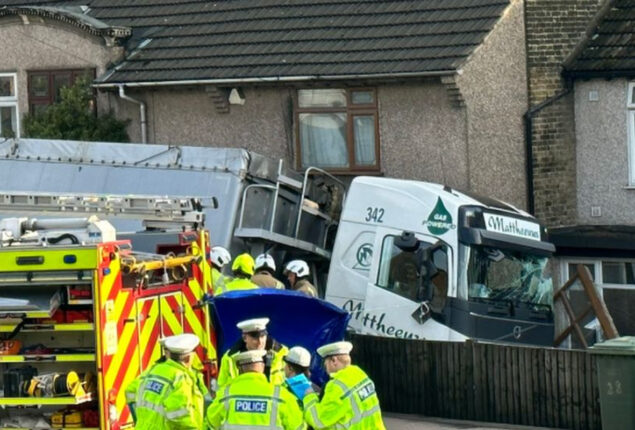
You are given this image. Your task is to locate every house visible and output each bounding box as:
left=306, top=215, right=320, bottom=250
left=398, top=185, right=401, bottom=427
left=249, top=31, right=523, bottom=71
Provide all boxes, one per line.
left=542, top=0, right=635, bottom=336
left=0, top=0, right=530, bottom=209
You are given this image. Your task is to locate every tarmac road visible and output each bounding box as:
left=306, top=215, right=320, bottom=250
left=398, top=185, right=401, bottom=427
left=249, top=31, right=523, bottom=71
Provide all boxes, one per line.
left=384, top=414, right=558, bottom=430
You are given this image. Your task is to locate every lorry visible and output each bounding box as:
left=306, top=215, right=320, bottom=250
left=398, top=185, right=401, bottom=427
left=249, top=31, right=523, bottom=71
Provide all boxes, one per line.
left=0, top=138, right=556, bottom=346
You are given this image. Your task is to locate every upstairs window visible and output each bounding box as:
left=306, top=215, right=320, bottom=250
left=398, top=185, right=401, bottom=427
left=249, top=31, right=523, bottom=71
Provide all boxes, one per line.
left=0, top=73, right=19, bottom=138
left=627, top=82, right=635, bottom=184
left=28, top=69, right=94, bottom=115
left=296, top=89, right=379, bottom=172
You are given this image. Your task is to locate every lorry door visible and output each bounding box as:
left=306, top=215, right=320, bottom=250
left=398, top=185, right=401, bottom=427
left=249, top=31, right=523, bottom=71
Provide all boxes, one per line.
left=361, top=228, right=466, bottom=341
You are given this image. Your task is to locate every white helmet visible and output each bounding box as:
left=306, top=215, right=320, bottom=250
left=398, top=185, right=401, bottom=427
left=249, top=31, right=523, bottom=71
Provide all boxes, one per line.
left=255, top=254, right=276, bottom=272
left=285, top=260, right=310, bottom=277
left=210, top=246, right=231, bottom=268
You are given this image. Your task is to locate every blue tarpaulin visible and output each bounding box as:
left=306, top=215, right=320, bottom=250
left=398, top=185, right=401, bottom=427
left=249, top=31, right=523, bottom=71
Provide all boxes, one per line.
left=207, top=289, right=350, bottom=385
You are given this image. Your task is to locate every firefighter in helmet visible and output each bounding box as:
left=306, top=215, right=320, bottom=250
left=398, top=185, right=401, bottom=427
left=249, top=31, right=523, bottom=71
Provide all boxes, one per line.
left=252, top=253, right=285, bottom=289
left=210, top=246, right=232, bottom=296
left=215, top=253, right=258, bottom=295
left=284, top=260, right=318, bottom=297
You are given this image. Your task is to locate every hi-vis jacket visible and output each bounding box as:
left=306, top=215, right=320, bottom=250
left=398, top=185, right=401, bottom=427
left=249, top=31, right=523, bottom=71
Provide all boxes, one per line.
left=216, top=339, right=288, bottom=388
left=303, top=365, right=385, bottom=430
left=205, top=372, right=305, bottom=430
left=214, top=277, right=258, bottom=296
left=211, top=267, right=232, bottom=295
left=130, top=359, right=207, bottom=430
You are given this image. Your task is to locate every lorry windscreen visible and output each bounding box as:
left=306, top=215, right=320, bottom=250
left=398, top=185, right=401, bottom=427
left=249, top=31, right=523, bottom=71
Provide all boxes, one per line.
left=467, top=246, right=553, bottom=307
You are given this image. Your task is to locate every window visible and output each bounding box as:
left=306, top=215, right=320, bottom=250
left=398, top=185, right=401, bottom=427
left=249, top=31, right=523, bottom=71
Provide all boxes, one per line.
left=296, top=89, right=379, bottom=172
left=376, top=235, right=448, bottom=305
left=565, top=259, right=635, bottom=289
left=27, top=69, right=94, bottom=114
left=627, top=82, right=635, bottom=184
left=0, top=73, right=19, bottom=138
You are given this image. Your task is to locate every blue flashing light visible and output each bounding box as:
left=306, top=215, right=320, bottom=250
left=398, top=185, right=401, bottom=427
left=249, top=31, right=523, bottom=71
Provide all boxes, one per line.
left=103, top=268, right=111, bottom=276
left=63, top=254, right=77, bottom=264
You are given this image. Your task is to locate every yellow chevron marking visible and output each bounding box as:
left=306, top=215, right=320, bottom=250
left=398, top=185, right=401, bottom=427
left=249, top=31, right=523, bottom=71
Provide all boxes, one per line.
left=160, top=293, right=183, bottom=337
left=100, top=255, right=120, bottom=304
left=105, top=291, right=137, bottom=388
left=138, top=298, right=161, bottom=369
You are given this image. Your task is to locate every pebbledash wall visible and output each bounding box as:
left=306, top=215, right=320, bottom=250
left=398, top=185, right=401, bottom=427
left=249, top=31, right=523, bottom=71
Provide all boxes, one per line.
left=106, top=0, right=528, bottom=208
left=524, top=0, right=603, bottom=226
left=574, top=78, right=635, bottom=224
left=0, top=14, right=123, bottom=121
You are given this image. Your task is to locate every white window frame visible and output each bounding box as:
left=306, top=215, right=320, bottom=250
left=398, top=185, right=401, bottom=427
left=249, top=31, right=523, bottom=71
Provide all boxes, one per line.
left=561, top=257, right=635, bottom=292
left=0, top=72, right=20, bottom=138
left=627, top=82, right=635, bottom=184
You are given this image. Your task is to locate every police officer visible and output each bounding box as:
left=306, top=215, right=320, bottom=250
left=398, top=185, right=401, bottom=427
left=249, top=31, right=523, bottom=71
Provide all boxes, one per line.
left=252, top=253, right=285, bottom=289
left=205, top=350, right=305, bottom=430
left=131, top=334, right=207, bottom=430
left=282, top=346, right=321, bottom=406
left=216, top=318, right=288, bottom=388
left=284, top=260, right=318, bottom=297
left=303, top=341, right=386, bottom=429
left=216, top=253, right=258, bottom=295
left=210, top=246, right=232, bottom=295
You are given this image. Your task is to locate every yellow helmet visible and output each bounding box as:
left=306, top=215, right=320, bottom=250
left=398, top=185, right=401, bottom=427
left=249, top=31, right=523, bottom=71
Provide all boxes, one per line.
left=232, top=253, right=255, bottom=276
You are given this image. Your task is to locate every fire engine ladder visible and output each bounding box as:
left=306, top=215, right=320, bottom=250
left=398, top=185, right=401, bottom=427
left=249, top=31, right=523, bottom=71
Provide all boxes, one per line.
left=234, top=161, right=346, bottom=259
left=0, top=191, right=211, bottom=231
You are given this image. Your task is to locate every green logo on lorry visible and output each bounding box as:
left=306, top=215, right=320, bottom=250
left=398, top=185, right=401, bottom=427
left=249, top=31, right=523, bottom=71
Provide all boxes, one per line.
left=424, top=198, right=455, bottom=235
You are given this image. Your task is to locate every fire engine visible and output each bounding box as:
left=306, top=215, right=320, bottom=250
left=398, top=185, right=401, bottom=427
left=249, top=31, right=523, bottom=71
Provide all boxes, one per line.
left=0, top=193, right=215, bottom=430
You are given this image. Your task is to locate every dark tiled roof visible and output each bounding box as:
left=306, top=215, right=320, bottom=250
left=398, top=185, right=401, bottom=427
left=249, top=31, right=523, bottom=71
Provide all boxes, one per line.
left=1, top=0, right=511, bottom=84
left=564, top=0, right=635, bottom=78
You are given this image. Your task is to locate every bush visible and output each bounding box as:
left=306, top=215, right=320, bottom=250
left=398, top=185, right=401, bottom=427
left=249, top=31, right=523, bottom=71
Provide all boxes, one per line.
left=23, top=77, right=129, bottom=142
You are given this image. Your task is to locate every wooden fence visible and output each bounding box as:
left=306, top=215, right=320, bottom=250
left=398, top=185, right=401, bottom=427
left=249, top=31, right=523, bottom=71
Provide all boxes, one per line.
left=350, top=334, right=601, bottom=430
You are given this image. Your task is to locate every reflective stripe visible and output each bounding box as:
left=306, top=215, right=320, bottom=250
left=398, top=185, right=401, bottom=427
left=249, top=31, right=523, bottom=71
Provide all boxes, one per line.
left=222, top=385, right=231, bottom=410
left=307, top=401, right=325, bottom=428
left=219, top=394, right=284, bottom=402
left=270, top=386, right=280, bottom=428
left=304, top=397, right=317, bottom=409
left=221, top=425, right=283, bottom=430
left=336, top=377, right=370, bottom=400
left=214, top=275, right=226, bottom=289
left=331, top=379, right=349, bottom=396
left=137, top=399, right=165, bottom=415
left=349, top=404, right=381, bottom=426
left=166, top=407, right=190, bottom=419
left=125, top=392, right=136, bottom=402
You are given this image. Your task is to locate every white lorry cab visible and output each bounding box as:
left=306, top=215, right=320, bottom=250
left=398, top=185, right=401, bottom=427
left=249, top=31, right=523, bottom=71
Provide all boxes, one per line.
left=324, top=177, right=556, bottom=346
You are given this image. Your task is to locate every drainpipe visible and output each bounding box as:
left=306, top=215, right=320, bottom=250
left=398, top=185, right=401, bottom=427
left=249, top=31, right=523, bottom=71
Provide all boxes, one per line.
left=118, top=85, right=147, bottom=143
left=523, top=85, right=572, bottom=215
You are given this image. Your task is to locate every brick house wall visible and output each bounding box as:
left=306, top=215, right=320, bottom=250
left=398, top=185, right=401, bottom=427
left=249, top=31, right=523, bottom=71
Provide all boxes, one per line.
left=525, top=0, right=603, bottom=226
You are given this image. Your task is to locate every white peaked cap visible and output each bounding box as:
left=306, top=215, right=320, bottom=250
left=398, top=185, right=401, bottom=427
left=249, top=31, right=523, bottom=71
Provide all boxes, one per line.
left=163, top=333, right=199, bottom=354
left=236, top=317, right=270, bottom=333
left=317, top=341, right=353, bottom=358
left=284, top=346, right=312, bottom=368
left=233, top=349, right=267, bottom=365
